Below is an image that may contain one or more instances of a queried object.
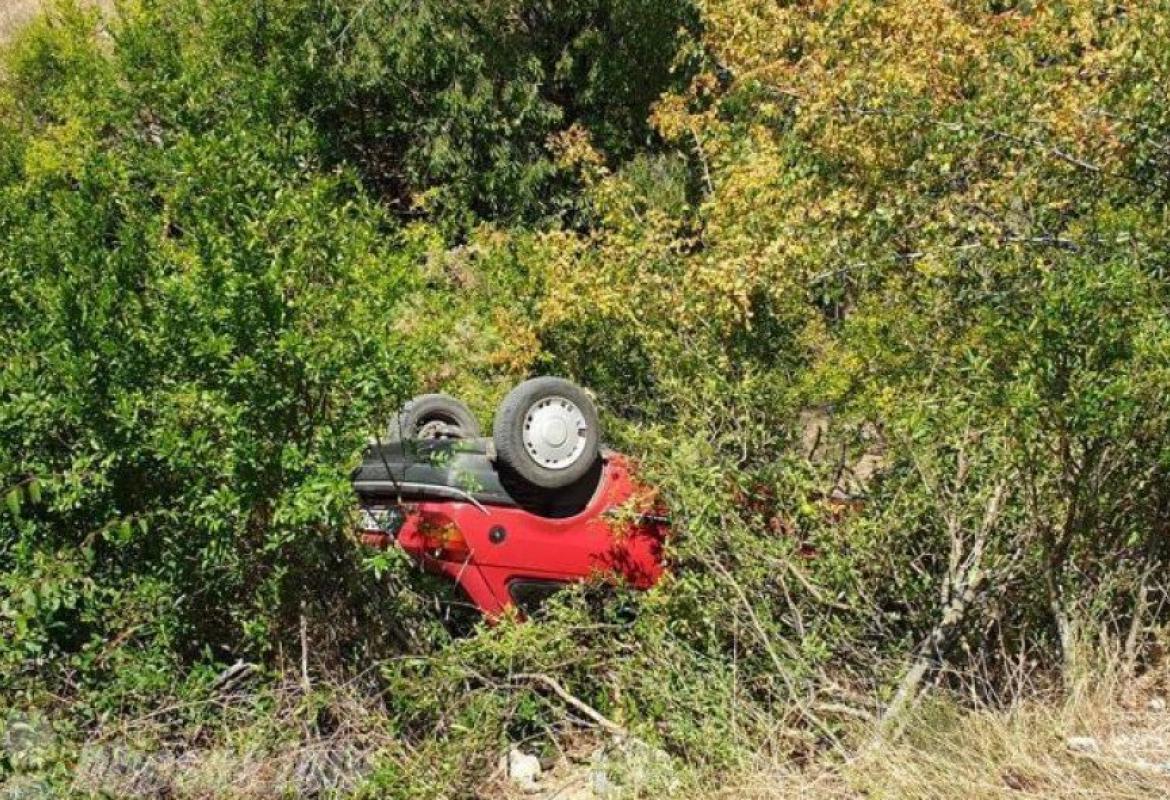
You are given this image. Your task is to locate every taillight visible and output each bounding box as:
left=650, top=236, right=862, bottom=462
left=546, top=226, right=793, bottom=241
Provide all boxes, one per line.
left=418, top=517, right=470, bottom=560
left=358, top=507, right=405, bottom=548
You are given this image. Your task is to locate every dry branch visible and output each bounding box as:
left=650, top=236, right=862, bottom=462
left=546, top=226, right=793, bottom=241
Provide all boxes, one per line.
left=880, top=481, right=1008, bottom=734
left=512, top=673, right=628, bottom=738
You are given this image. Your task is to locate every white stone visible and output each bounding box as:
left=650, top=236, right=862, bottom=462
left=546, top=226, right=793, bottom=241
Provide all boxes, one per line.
left=591, top=769, right=615, bottom=797
left=1146, top=696, right=1166, bottom=712
left=508, top=748, right=542, bottom=790
left=1066, top=736, right=1100, bottom=754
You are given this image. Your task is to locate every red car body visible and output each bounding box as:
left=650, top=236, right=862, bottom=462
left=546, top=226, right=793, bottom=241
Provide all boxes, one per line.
left=356, top=452, right=668, bottom=616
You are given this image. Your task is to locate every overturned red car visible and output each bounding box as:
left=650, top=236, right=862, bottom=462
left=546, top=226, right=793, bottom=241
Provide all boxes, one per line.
left=352, top=378, right=668, bottom=617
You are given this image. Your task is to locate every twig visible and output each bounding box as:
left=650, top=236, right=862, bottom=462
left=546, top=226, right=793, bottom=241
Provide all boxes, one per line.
left=300, top=601, right=311, bottom=695
left=512, top=673, right=628, bottom=738
left=704, top=550, right=843, bottom=751
left=689, top=125, right=714, bottom=198
left=783, top=558, right=854, bottom=612
left=211, top=660, right=259, bottom=694
left=1123, top=575, right=1150, bottom=679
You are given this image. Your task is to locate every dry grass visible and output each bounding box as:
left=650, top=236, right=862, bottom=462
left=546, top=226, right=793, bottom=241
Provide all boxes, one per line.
left=57, top=658, right=1169, bottom=799
left=715, top=662, right=1170, bottom=800
left=492, top=696, right=1170, bottom=800
left=476, top=661, right=1170, bottom=800
left=68, top=678, right=401, bottom=799
left=0, top=0, right=112, bottom=45
left=841, top=700, right=1168, bottom=799
left=0, top=0, right=43, bottom=43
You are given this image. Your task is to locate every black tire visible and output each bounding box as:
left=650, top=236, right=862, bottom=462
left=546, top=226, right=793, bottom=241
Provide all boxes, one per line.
left=388, top=394, right=481, bottom=441
left=492, top=377, right=601, bottom=489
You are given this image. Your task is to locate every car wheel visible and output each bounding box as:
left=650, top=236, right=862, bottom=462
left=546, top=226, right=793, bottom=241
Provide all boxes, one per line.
left=492, top=377, right=601, bottom=489
left=388, top=394, right=481, bottom=440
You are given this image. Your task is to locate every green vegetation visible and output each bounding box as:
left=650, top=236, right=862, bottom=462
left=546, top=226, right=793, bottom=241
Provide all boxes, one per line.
left=2, top=1, right=1169, bottom=797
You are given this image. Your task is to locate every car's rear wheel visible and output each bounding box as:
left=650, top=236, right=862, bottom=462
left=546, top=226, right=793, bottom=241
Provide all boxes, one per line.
left=388, top=394, right=481, bottom=441
left=492, top=377, right=600, bottom=489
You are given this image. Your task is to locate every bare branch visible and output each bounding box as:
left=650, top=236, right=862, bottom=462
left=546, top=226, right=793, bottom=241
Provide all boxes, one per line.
left=512, top=673, right=628, bottom=738
left=880, top=481, right=1008, bottom=734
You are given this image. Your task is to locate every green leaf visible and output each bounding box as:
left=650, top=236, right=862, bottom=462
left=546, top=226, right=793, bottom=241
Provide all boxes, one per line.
left=6, top=488, right=21, bottom=518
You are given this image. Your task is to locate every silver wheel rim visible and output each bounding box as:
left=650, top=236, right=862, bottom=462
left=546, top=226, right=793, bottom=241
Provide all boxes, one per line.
left=522, top=395, right=588, bottom=470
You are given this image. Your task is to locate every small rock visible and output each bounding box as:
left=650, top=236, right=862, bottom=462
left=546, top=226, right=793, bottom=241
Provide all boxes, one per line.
left=1066, top=736, right=1100, bottom=754
left=508, top=748, right=542, bottom=790
left=590, top=768, right=615, bottom=797
left=1147, top=696, right=1166, bottom=712
left=613, top=737, right=673, bottom=788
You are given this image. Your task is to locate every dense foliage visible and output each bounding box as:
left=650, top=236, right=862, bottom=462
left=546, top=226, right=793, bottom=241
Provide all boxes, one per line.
left=2, top=1, right=1170, bottom=796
